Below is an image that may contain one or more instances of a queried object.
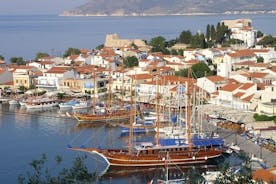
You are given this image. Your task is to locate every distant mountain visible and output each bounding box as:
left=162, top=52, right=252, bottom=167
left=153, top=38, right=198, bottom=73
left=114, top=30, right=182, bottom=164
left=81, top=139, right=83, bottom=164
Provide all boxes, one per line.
left=61, top=0, right=276, bottom=16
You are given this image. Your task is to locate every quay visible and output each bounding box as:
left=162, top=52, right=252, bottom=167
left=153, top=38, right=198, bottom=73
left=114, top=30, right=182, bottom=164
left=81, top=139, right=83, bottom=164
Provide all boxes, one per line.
left=201, top=104, right=276, bottom=167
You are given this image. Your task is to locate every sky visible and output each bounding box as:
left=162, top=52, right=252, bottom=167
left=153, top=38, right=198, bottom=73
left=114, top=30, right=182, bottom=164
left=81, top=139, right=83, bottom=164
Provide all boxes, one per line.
left=0, top=0, right=88, bottom=15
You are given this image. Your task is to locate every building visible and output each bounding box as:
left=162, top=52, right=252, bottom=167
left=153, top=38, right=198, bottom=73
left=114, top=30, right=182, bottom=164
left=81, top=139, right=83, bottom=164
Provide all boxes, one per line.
left=197, top=75, right=227, bottom=94
left=12, top=66, right=40, bottom=89
left=221, top=19, right=256, bottom=47
left=37, top=66, right=76, bottom=91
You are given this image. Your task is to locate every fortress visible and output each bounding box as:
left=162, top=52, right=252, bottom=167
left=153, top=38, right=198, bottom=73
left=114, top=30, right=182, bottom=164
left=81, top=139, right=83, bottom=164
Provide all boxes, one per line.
left=104, top=34, right=147, bottom=48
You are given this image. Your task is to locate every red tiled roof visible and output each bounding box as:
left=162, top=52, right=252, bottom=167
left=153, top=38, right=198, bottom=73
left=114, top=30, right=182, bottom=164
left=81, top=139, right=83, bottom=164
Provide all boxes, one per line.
left=185, top=59, right=200, bottom=65
left=128, top=74, right=153, bottom=80
left=233, top=61, right=255, bottom=66
left=45, top=67, right=71, bottom=74
left=251, top=63, right=269, bottom=68
left=250, top=72, right=268, bottom=78
left=239, top=83, right=255, bottom=90
left=253, top=167, right=276, bottom=183
left=166, top=62, right=184, bottom=66
left=253, top=49, right=270, bottom=53
left=241, top=94, right=254, bottom=102
left=257, top=83, right=266, bottom=90
left=40, top=61, right=54, bottom=65
left=206, top=75, right=226, bottom=83
left=269, top=67, right=276, bottom=73
left=233, top=92, right=245, bottom=98
left=220, top=83, right=241, bottom=92
left=1, top=81, right=13, bottom=85
left=227, top=49, right=255, bottom=58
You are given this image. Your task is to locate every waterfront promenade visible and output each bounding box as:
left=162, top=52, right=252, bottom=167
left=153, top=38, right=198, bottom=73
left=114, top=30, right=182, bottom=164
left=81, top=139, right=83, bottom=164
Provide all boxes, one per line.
left=201, top=104, right=276, bottom=167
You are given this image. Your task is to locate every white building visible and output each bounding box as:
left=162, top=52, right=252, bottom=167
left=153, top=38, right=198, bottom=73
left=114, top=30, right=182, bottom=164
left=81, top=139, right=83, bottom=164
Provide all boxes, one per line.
left=37, top=66, right=76, bottom=90
left=197, top=75, right=227, bottom=94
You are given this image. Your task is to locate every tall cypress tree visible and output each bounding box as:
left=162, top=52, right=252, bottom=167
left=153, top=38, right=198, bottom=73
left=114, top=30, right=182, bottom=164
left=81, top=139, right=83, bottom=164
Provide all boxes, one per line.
left=206, top=24, right=211, bottom=41
left=210, top=25, right=216, bottom=41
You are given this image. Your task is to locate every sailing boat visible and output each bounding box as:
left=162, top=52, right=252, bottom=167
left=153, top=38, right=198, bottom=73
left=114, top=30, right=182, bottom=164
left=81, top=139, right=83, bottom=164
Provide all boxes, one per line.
left=69, top=70, right=224, bottom=167
left=73, top=67, right=139, bottom=123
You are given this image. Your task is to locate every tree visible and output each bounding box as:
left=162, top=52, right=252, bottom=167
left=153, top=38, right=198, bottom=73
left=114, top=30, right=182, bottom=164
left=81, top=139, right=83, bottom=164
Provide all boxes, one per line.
left=149, top=36, right=170, bottom=54
left=150, top=36, right=166, bottom=50
left=175, top=68, right=188, bottom=77
left=191, top=62, right=212, bottom=78
left=210, top=25, right=216, bottom=41
left=170, top=49, right=178, bottom=55
left=0, top=55, right=4, bottom=61
left=123, top=56, right=139, bottom=68
left=206, top=24, right=211, bottom=41
left=131, top=42, right=138, bottom=50
left=35, top=52, right=49, bottom=60
left=257, top=56, right=264, bottom=63
left=96, top=44, right=104, bottom=50
left=63, top=48, right=81, bottom=57
left=10, top=57, right=25, bottom=65
left=257, top=31, right=264, bottom=38
left=190, top=33, right=207, bottom=48
left=257, top=35, right=276, bottom=46
left=165, top=39, right=177, bottom=48
left=178, top=30, right=192, bottom=44
left=18, top=154, right=96, bottom=184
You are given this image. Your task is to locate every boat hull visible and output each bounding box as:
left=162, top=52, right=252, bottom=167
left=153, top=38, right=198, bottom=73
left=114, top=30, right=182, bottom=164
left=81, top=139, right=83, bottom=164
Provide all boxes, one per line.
left=72, top=147, right=222, bottom=167
left=73, top=110, right=138, bottom=123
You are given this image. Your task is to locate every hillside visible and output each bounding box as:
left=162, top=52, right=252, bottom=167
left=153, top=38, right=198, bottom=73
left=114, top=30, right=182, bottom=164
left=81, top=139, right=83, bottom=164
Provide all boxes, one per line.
left=61, top=0, right=276, bottom=16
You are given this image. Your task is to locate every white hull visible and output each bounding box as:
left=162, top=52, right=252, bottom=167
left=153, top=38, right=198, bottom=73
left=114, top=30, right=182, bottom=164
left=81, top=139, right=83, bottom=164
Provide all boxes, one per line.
left=25, top=102, right=59, bottom=109
left=9, top=100, right=19, bottom=105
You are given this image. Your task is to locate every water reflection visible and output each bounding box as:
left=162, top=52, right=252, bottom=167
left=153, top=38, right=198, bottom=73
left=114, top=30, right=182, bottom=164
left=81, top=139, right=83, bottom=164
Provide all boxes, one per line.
left=99, top=164, right=219, bottom=183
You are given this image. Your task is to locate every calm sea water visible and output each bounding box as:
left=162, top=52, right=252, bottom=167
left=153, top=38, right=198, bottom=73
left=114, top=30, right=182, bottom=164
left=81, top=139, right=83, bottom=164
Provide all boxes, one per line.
left=0, top=103, right=241, bottom=183
left=0, top=14, right=276, bottom=60
left=0, top=104, right=147, bottom=183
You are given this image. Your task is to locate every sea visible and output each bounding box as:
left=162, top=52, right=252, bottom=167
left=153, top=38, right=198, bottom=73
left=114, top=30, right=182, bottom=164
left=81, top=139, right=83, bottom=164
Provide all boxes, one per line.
left=0, top=14, right=276, bottom=61
left=0, top=14, right=275, bottom=183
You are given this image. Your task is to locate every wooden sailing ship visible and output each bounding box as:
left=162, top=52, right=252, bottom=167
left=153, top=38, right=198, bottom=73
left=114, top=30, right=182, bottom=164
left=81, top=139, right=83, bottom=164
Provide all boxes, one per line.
left=73, top=66, right=139, bottom=123
left=70, top=70, right=224, bottom=167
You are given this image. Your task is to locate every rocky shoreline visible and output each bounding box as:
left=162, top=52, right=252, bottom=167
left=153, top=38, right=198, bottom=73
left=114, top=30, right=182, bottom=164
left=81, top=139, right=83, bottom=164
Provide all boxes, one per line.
left=60, top=10, right=276, bottom=17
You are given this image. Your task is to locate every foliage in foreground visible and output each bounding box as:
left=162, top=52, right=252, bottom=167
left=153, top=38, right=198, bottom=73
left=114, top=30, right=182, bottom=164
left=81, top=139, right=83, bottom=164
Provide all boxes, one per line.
left=215, top=152, right=254, bottom=184
left=18, top=154, right=96, bottom=184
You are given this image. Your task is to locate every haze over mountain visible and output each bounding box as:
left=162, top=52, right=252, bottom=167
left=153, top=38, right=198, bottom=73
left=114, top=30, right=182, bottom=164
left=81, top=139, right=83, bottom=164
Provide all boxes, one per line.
left=61, top=0, right=276, bottom=16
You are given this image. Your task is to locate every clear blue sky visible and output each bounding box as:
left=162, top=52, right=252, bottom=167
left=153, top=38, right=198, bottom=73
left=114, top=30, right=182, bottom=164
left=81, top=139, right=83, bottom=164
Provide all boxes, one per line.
left=0, top=0, right=88, bottom=15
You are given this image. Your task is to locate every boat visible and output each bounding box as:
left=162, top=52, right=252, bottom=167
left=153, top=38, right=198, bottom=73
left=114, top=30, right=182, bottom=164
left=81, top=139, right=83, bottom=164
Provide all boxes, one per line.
left=73, top=107, right=138, bottom=123
left=69, top=71, right=225, bottom=168
left=25, top=97, right=58, bottom=109
left=157, top=152, right=186, bottom=184
left=72, top=100, right=92, bottom=110
left=8, top=99, right=19, bottom=105
left=59, top=99, right=80, bottom=109
left=119, top=118, right=156, bottom=135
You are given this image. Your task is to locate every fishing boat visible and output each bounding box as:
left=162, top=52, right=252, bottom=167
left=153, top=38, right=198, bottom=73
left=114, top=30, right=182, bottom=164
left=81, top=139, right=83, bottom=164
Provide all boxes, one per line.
left=25, top=97, right=58, bottom=109
left=70, top=71, right=225, bottom=168
left=59, top=99, right=80, bottom=109
left=119, top=118, right=156, bottom=135
left=8, top=99, right=19, bottom=105
left=72, top=100, right=92, bottom=110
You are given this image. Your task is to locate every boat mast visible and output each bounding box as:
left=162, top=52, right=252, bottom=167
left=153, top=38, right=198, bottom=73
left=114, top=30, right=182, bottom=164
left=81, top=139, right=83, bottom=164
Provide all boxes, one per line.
left=93, top=66, right=96, bottom=111
left=108, top=66, right=112, bottom=109
left=128, top=76, right=134, bottom=155
left=187, top=68, right=192, bottom=149
left=156, top=73, right=160, bottom=146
